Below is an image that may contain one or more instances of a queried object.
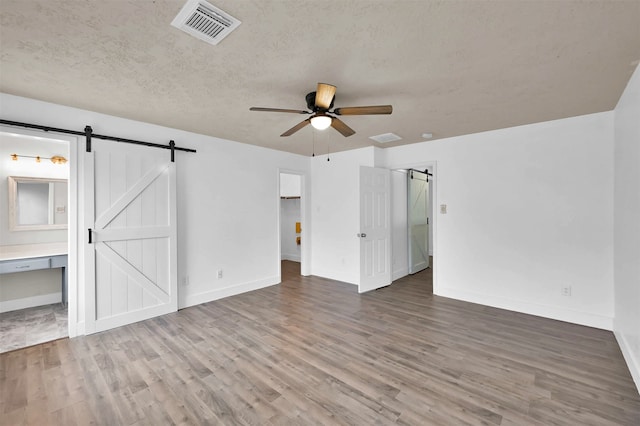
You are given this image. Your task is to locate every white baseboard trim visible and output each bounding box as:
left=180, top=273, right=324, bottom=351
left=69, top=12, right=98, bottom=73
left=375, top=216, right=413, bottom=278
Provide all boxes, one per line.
left=392, top=267, right=409, bottom=281
left=435, top=287, right=613, bottom=331
left=93, top=304, right=175, bottom=334
left=310, top=268, right=358, bottom=286
left=0, top=292, right=61, bottom=313
left=181, top=276, right=280, bottom=309
left=70, top=321, right=84, bottom=338
left=281, top=254, right=301, bottom=262
left=411, top=261, right=429, bottom=273
left=614, top=330, right=640, bottom=393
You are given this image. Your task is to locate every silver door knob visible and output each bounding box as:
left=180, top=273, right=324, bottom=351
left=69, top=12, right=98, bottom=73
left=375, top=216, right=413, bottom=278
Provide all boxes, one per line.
left=357, top=233, right=367, bottom=238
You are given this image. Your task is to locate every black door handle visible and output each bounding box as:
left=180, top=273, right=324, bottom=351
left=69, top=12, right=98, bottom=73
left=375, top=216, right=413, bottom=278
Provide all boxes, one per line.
left=88, top=228, right=93, bottom=244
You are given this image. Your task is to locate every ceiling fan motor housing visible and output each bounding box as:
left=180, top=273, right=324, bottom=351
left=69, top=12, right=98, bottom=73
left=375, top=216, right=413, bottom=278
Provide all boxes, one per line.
left=306, top=91, right=334, bottom=111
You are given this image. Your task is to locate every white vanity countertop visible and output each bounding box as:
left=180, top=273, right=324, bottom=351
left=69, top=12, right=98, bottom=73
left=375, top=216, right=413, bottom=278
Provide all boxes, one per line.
left=0, top=242, right=68, bottom=261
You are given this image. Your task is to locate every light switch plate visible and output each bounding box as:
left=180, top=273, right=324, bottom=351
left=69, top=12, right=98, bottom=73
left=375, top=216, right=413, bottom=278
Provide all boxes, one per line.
left=440, top=204, right=447, bottom=214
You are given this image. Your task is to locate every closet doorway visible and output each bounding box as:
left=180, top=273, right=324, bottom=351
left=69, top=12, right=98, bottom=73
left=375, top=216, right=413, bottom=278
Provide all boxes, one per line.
left=279, top=172, right=304, bottom=280
left=391, top=164, right=437, bottom=293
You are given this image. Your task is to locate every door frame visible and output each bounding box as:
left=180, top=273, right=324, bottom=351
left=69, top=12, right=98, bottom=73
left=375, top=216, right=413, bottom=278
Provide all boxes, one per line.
left=0, top=126, right=80, bottom=337
left=393, top=161, right=438, bottom=293
left=277, top=169, right=309, bottom=278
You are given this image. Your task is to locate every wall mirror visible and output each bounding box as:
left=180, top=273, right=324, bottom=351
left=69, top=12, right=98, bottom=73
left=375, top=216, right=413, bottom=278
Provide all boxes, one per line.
left=8, top=176, right=68, bottom=231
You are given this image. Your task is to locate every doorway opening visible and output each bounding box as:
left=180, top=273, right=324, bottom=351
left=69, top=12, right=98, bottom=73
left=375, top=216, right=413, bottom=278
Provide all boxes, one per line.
left=0, top=128, right=76, bottom=353
left=391, top=163, right=436, bottom=294
left=279, top=172, right=303, bottom=281
left=407, top=168, right=433, bottom=295
left=408, top=169, right=431, bottom=274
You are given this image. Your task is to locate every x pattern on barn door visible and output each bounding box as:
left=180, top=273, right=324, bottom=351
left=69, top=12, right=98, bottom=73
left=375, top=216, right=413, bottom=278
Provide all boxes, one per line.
left=85, top=139, right=177, bottom=334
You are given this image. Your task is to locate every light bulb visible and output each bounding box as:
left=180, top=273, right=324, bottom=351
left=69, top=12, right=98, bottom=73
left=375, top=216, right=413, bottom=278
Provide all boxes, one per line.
left=310, top=115, right=332, bottom=130
left=50, top=155, right=68, bottom=165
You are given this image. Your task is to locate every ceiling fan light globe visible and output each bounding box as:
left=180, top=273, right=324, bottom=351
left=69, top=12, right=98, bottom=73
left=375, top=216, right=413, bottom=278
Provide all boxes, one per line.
left=310, top=115, right=332, bottom=130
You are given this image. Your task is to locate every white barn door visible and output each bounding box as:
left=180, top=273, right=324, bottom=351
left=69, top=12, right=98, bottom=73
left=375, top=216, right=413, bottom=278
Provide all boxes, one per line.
left=408, top=171, right=430, bottom=274
left=359, top=166, right=391, bottom=293
left=84, top=139, right=177, bottom=334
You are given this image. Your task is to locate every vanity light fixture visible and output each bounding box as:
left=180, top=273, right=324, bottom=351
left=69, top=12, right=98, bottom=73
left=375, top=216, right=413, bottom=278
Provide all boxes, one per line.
left=9, top=153, right=68, bottom=165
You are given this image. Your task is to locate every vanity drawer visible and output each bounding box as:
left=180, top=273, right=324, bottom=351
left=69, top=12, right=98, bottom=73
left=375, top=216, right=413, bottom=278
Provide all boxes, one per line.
left=0, top=257, right=51, bottom=274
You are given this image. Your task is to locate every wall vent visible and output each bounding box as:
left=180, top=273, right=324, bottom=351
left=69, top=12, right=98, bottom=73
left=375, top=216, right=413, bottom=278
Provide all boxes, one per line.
left=171, top=0, right=241, bottom=46
left=369, top=133, right=402, bottom=143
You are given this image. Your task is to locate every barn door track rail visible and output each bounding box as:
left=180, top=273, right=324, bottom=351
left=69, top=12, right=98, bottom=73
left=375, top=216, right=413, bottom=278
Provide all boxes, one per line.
left=0, top=119, right=196, bottom=162
left=409, top=168, right=433, bottom=182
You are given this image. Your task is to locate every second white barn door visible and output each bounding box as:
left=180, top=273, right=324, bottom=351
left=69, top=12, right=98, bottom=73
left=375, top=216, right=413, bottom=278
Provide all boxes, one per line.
left=408, top=170, right=430, bottom=274
left=85, top=139, right=178, bottom=334
left=359, top=166, right=391, bottom=293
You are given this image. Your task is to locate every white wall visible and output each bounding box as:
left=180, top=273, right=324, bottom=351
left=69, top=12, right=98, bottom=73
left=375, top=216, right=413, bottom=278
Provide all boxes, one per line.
left=383, top=112, right=615, bottom=330
left=310, top=147, right=375, bottom=284
left=280, top=173, right=301, bottom=198
left=0, top=269, right=63, bottom=311
left=176, top=135, right=309, bottom=308
left=613, top=64, right=640, bottom=389
left=0, top=93, right=310, bottom=331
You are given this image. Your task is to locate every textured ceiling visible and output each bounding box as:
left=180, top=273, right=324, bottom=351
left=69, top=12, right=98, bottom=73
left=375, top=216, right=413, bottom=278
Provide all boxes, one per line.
left=1, top=0, right=639, bottom=156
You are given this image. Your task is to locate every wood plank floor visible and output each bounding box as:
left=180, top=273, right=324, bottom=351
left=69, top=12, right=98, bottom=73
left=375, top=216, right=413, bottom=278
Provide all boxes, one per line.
left=1, top=261, right=639, bottom=425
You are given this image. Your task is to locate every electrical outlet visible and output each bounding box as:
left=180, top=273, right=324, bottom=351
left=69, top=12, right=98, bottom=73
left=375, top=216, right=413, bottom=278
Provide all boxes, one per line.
left=561, top=285, right=571, bottom=296
left=182, top=276, right=190, bottom=286
left=217, top=269, right=223, bottom=279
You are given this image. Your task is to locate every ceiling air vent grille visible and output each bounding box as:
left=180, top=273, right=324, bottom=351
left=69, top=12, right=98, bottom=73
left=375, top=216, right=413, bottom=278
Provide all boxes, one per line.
left=171, top=0, right=241, bottom=46
left=369, top=133, right=402, bottom=143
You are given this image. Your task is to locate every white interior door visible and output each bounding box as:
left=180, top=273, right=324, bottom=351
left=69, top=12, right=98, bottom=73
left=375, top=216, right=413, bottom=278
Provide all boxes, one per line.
left=359, top=166, right=391, bottom=293
left=84, top=139, right=177, bottom=334
left=408, top=171, right=430, bottom=274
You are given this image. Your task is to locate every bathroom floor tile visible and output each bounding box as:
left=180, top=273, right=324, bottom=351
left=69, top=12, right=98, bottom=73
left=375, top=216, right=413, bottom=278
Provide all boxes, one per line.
left=0, top=303, right=68, bottom=353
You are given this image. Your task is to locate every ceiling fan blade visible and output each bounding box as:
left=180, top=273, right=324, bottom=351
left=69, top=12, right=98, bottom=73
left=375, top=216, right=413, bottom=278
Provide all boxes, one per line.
left=330, top=117, right=356, bottom=137
left=315, top=83, right=336, bottom=110
left=250, top=107, right=309, bottom=114
left=333, top=105, right=393, bottom=115
left=281, top=119, right=310, bottom=136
